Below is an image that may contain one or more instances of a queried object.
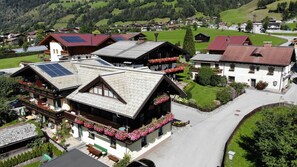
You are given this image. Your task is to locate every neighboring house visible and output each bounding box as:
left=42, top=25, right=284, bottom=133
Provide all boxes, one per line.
left=41, top=149, right=108, bottom=167
left=191, top=44, right=296, bottom=92
left=12, top=59, right=185, bottom=159
left=12, top=45, right=47, bottom=53
left=253, top=22, right=263, bottom=33
left=268, top=21, right=282, bottom=30
left=194, top=33, right=210, bottom=42
left=27, top=31, right=37, bottom=43
left=111, top=33, right=146, bottom=41
left=207, top=36, right=252, bottom=54
left=39, top=33, right=116, bottom=61
left=92, top=40, right=187, bottom=79
left=190, top=54, right=223, bottom=80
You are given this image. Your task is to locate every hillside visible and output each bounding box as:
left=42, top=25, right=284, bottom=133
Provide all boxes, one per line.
left=221, top=0, right=297, bottom=24
left=0, top=0, right=253, bottom=32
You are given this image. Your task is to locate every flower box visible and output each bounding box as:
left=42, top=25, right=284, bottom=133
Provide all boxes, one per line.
left=84, top=122, right=94, bottom=129
left=94, top=125, right=104, bottom=133
left=148, top=57, right=179, bottom=64
left=104, top=126, right=116, bottom=137
left=128, top=130, right=141, bottom=141
left=74, top=118, right=84, bottom=125
left=115, top=131, right=128, bottom=141
left=154, top=94, right=170, bottom=105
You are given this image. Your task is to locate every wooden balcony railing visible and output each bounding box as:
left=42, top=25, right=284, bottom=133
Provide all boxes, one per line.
left=148, top=57, right=179, bottom=64
left=19, top=97, right=64, bottom=123
left=163, top=66, right=184, bottom=74
left=64, top=110, right=121, bottom=130
left=18, top=80, right=59, bottom=99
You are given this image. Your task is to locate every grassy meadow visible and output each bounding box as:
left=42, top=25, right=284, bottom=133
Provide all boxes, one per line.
left=0, top=54, right=44, bottom=69
left=143, top=27, right=287, bottom=51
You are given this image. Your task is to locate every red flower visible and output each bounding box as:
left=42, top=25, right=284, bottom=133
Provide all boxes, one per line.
left=74, top=118, right=84, bottom=125
left=84, top=122, right=94, bottom=129
left=115, top=131, right=128, bottom=141
left=94, top=125, right=104, bottom=133
left=154, top=94, right=170, bottom=105
left=104, top=126, right=116, bottom=137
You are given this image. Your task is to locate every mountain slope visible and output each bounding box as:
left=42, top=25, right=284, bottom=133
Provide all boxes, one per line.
left=0, top=0, right=254, bottom=32
left=221, top=0, right=297, bottom=24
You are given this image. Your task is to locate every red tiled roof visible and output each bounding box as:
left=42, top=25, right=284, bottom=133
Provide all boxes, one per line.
left=207, top=36, right=252, bottom=51
left=39, top=33, right=114, bottom=47
left=220, top=45, right=295, bottom=66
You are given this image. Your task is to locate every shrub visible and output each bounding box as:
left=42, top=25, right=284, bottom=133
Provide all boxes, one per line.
left=255, top=81, right=268, bottom=90
left=188, top=98, right=197, bottom=108
left=217, top=87, right=232, bottom=104
left=196, top=67, right=215, bottom=86
left=229, top=82, right=246, bottom=95
left=210, top=75, right=221, bottom=86
left=113, top=153, right=131, bottom=167
left=0, top=160, right=3, bottom=167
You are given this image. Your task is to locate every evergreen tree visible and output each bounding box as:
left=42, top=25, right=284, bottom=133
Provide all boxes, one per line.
left=245, top=20, right=253, bottom=33
left=182, top=26, right=196, bottom=57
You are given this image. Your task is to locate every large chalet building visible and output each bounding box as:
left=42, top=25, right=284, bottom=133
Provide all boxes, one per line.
left=191, top=44, right=296, bottom=92
left=207, top=36, right=252, bottom=54
left=12, top=59, right=185, bottom=159
left=91, top=40, right=187, bottom=79
left=39, top=34, right=116, bottom=61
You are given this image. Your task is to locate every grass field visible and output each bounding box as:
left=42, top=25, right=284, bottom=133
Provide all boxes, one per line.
left=221, top=0, right=297, bottom=24
left=0, top=55, right=43, bottom=69
left=224, top=106, right=291, bottom=167
left=143, top=28, right=287, bottom=51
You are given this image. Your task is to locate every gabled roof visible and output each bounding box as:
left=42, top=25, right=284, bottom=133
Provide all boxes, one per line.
left=220, top=45, right=295, bottom=66
left=91, top=41, right=187, bottom=60
left=195, top=33, right=210, bottom=38
left=39, top=33, right=115, bottom=47
left=111, top=33, right=146, bottom=41
left=207, top=36, right=252, bottom=51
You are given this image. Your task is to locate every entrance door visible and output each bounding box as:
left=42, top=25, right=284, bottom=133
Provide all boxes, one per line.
left=78, top=125, right=83, bottom=138
left=251, top=79, right=256, bottom=87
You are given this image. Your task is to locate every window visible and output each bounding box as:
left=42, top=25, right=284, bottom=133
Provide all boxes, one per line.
left=110, top=137, right=116, bottom=149
left=215, top=64, right=219, bottom=69
left=256, top=66, right=260, bottom=71
left=228, top=76, right=235, bottom=82
left=89, top=132, right=95, bottom=139
left=89, top=83, right=116, bottom=98
left=158, top=127, right=163, bottom=137
left=53, top=49, right=55, bottom=54
left=201, top=63, right=211, bottom=67
left=229, top=64, right=235, bottom=71
left=249, top=65, right=255, bottom=73
left=141, top=136, right=147, bottom=147
left=268, top=67, right=274, bottom=75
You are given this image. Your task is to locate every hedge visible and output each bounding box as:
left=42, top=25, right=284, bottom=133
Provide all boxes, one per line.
left=0, top=143, right=64, bottom=167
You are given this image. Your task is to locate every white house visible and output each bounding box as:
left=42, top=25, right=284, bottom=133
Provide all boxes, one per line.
left=191, top=44, right=296, bottom=92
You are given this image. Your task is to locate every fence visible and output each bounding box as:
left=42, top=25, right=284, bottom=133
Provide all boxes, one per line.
left=220, top=102, right=291, bottom=167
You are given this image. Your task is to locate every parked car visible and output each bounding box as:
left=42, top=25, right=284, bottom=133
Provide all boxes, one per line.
left=292, top=77, right=297, bottom=84
left=127, top=158, right=156, bottom=167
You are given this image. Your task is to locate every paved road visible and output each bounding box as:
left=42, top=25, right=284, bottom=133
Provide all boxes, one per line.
left=142, top=85, right=297, bottom=167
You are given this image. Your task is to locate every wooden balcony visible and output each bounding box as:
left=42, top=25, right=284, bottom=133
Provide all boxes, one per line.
left=19, top=97, right=64, bottom=123
left=44, top=50, right=50, bottom=55
left=64, top=110, right=121, bottom=130
left=18, top=80, right=60, bottom=99
left=148, top=57, right=179, bottom=64
left=163, top=66, right=184, bottom=74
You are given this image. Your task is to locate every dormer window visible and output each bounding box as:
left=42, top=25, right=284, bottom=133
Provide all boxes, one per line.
left=89, top=83, right=116, bottom=98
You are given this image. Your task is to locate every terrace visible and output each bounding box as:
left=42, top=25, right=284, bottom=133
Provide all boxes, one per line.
left=18, top=80, right=60, bottom=99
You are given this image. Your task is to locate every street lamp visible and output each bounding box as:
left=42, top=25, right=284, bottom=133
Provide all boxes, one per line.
left=228, top=151, right=235, bottom=167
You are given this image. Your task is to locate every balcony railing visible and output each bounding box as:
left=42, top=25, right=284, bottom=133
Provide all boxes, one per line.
left=148, top=57, right=179, bottom=64
left=44, top=50, right=50, bottom=55
left=19, top=97, right=64, bottom=123
left=190, top=67, right=222, bottom=74
left=163, top=66, right=184, bottom=74
left=18, top=80, right=59, bottom=99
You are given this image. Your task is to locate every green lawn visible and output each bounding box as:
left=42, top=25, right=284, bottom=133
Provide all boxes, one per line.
left=269, top=32, right=297, bottom=36
left=0, top=54, right=43, bottom=69
left=224, top=106, right=291, bottom=167
left=143, top=28, right=287, bottom=51
left=23, top=161, right=41, bottom=167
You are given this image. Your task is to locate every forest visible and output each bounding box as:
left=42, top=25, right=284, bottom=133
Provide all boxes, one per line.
left=0, top=0, right=253, bottom=32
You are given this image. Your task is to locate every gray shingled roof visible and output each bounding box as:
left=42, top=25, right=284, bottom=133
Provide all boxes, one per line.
left=41, top=149, right=108, bottom=167
left=67, top=63, right=165, bottom=118
left=13, top=59, right=184, bottom=119
left=91, top=41, right=165, bottom=59
left=191, top=54, right=222, bottom=62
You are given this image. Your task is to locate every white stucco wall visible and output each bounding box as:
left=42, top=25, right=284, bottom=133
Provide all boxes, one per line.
left=222, top=63, right=291, bottom=92
left=74, top=123, right=172, bottom=160
left=49, top=42, right=63, bottom=62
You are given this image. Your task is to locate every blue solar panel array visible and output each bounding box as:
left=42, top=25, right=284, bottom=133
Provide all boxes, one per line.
left=61, top=36, right=86, bottom=43
left=37, top=64, right=73, bottom=77
left=97, top=59, right=112, bottom=66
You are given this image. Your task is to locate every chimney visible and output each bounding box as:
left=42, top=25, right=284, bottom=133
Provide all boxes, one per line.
left=263, top=41, right=272, bottom=47
left=137, top=37, right=146, bottom=44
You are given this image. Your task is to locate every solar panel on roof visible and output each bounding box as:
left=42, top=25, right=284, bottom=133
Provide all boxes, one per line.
left=37, top=63, right=73, bottom=77
left=61, top=36, right=86, bottom=43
